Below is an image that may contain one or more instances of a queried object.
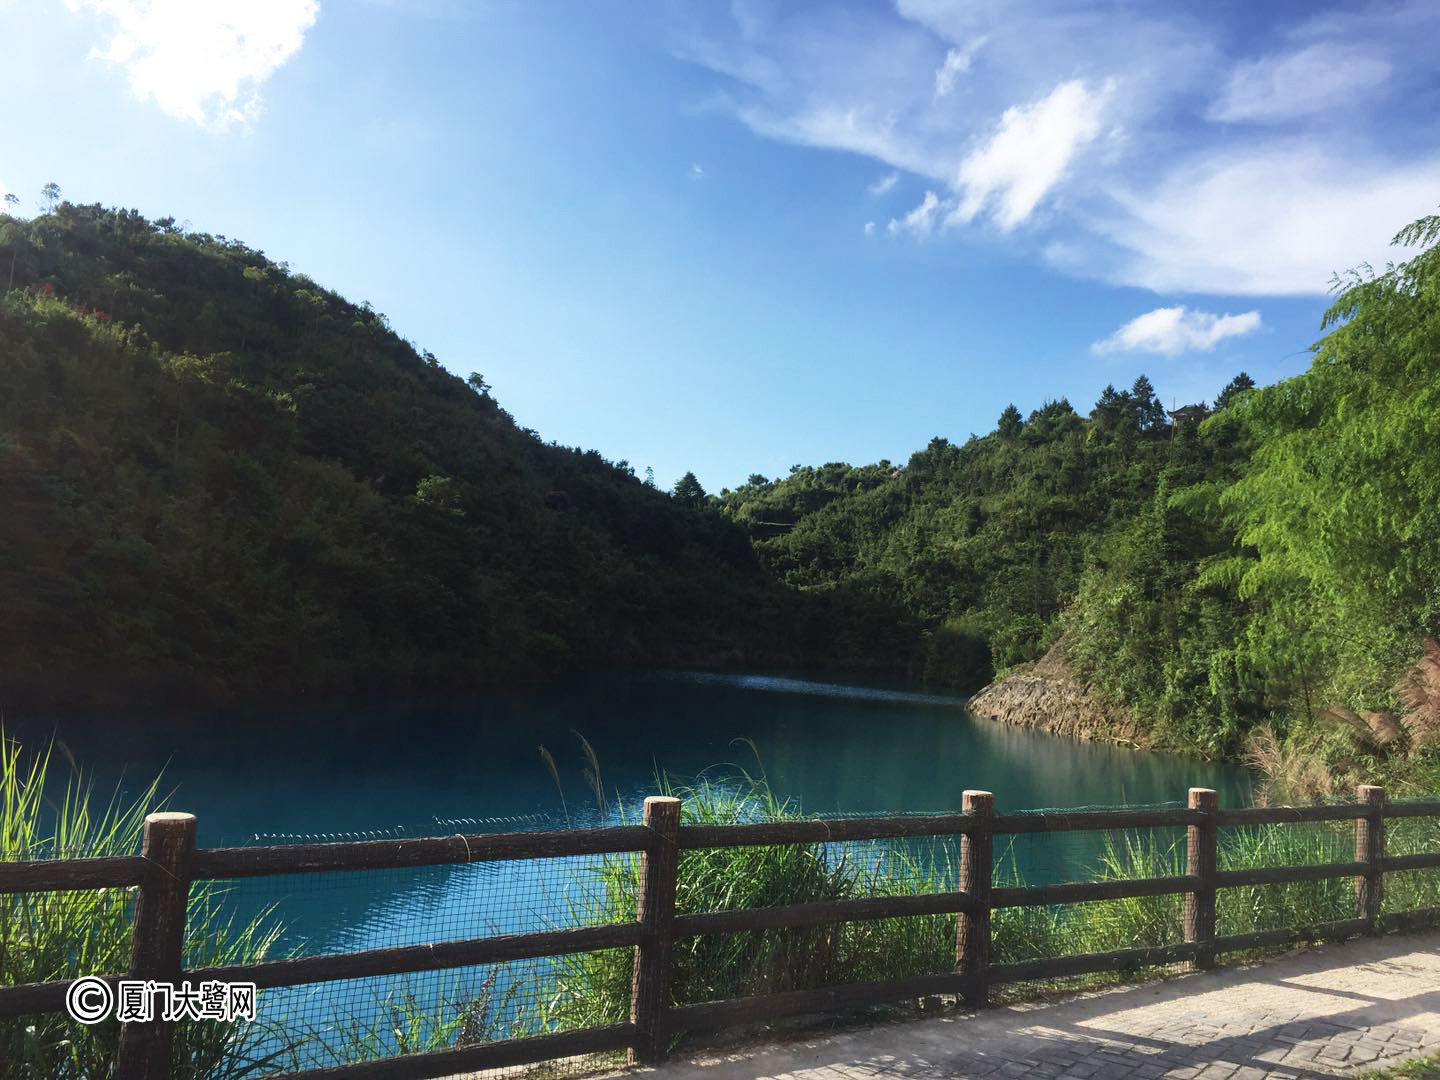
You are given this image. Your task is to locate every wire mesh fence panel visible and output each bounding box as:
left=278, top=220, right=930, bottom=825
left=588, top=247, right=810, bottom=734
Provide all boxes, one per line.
left=177, top=855, right=634, bottom=1077
left=1386, top=812, right=1440, bottom=858
left=245, top=950, right=632, bottom=1075
left=1382, top=868, right=1440, bottom=917
left=1217, top=880, right=1353, bottom=936
left=1215, top=817, right=1359, bottom=938
left=1220, top=818, right=1355, bottom=868
left=1215, top=818, right=1359, bottom=936
left=209, top=854, right=625, bottom=965
left=2, top=883, right=136, bottom=979
left=995, top=823, right=1188, bottom=889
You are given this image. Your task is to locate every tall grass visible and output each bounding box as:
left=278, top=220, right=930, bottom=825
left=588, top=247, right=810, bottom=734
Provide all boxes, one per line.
left=0, top=732, right=293, bottom=1079
left=546, top=774, right=959, bottom=1032
left=995, top=814, right=1440, bottom=973
left=300, top=971, right=540, bottom=1067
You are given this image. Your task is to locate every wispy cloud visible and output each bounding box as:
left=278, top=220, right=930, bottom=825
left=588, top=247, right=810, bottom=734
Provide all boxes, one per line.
left=66, top=0, right=319, bottom=130
left=867, top=171, right=899, bottom=196
left=1086, top=147, right=1440, bottom=295
left=671, top=0, right=1440, bottom=296
left=690, top=162, right=706, bottom=179
left=1208, top=43, right=1391, bottom=124
left=888, top=190, right=941, bottom=238
left=933, top=37, right=985, bottom=98
left=863, top=221, right=876, bottom=235
left=1092, top=306, right=1262, bottom=357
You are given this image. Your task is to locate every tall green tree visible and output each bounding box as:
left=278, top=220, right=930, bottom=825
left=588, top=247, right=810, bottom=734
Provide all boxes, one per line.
left=1213, top=372, right=1255, bottom=411
left=1221, top=213, right=1440, bottom=708
left=1129, top=374, right=1168, bottom=432
left=997, top=403, right=1023, bottom=439
left=672, top=471, right=707, bottom=507
left=1089, top=384, right=1128, bottom=429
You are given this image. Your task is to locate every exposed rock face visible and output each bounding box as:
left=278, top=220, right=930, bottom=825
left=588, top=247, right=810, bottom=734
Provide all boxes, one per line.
left=968, top=638, right=1147, bottom=747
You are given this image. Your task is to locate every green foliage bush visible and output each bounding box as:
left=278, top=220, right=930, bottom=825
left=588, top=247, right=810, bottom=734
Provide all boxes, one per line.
left=0, top=734, right=290, bottom=1078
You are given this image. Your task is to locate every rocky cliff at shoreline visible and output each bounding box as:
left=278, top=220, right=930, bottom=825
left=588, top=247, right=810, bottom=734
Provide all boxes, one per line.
left=968, top=639, right=1146, bottom=747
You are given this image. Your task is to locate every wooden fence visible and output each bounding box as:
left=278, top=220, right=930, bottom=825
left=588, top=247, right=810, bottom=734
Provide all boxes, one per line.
left=3, top=786, right=1440, bottom=1079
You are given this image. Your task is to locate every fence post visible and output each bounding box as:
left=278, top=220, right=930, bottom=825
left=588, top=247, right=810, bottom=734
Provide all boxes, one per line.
left=1184, top=788, right=1218, bottom=972
left=629, top=796, right=680, bottom=1065
left=956, top=789, right=994, bottom=1008
left=1356, top=785, right=1385, bottom=934
left=116, top=812, right=196, bottom=1080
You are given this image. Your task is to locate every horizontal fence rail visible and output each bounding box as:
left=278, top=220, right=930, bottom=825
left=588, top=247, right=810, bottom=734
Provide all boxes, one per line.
left=2, top=785, right=1438, bottom=1079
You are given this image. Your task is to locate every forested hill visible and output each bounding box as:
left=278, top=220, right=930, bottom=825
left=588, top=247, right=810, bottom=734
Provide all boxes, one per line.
left=716, top=378, right=1258, bottom=750
left=0, top=203, right=907, bottom=705
left=719, top=211, right=1440, bottom=789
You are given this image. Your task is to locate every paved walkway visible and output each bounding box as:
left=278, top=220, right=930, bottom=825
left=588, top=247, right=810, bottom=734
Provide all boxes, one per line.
left=623, top=930, right=1440, bottom=1080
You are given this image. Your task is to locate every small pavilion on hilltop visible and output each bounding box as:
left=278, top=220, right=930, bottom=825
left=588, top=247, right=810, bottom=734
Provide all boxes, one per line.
left=1166, top=403, right=1209, bottom=427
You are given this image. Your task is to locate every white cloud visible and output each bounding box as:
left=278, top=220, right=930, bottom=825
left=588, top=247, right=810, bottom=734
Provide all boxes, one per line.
left=949, top=79, right=1112, bottom=231
left=672, top=0, right=1440, bottom=296
left=1090, top=148, right=1440, bottom=295
left=66, top=0, right=319, bottom=129
left=1208, top=43, right=1391, bottom=124
left=933, top=37, right=986, bottom=97
left=867, top=171, right=899, bottom=196
left=863, top=221, right=876, bottom=235
left=690, top=162, right=706, bottom=179
left=888, top=190, right=941, bottom=238
left=1092, top=306, right=1262, bottom=357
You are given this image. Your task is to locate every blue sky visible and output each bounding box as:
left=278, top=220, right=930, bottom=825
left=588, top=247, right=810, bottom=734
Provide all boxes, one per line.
left=4, top=0, right=1438, bottom=492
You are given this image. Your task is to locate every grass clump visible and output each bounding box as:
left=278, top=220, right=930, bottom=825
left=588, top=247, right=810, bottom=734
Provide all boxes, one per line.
left=301, top=972, right=541, bottom=1067
left=546, top=773, right=958, bottom=1030
left=0, top=732, right=292, bottom=1079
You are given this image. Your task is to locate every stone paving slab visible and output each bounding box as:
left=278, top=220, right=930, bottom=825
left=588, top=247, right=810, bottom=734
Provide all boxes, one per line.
left=615, top=930, right=1440, bottom=1080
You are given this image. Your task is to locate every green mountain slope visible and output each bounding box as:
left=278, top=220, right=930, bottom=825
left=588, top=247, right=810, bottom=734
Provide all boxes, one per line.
left=718, top=382, right=1254, bottom=739
left=0, top=204, right=899, bottom=705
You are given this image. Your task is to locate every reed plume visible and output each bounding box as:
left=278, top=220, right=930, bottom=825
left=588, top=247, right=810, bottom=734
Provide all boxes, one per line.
left=537, top=744, right=568, bottom=826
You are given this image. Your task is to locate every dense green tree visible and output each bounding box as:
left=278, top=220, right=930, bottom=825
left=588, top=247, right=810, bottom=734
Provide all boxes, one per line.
left=1213, top=372, right=1255, bottom=411
left=1129, top=374, right=1168, bottom=432
left=1089, top=384, right=1129, bottom=429
left=997, top=404, right=1023, bottom=438
left=672, top=471, right=707, bottom=506
left=1221, top=214, right=1440, bottom=715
